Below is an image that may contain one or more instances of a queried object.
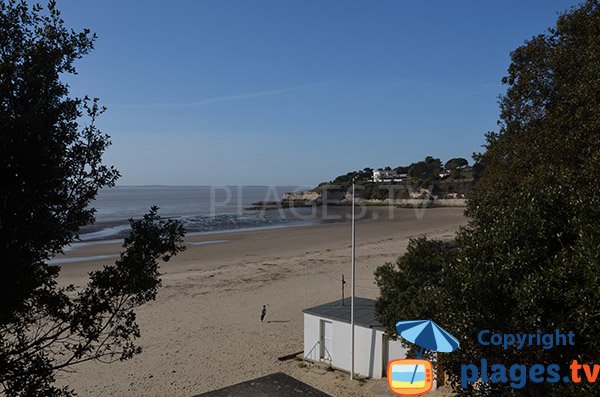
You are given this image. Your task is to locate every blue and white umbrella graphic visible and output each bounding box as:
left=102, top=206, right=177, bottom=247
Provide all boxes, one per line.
left=395, top=319, right=460, bottom=353
left=394, top=320, right=459, bottom=386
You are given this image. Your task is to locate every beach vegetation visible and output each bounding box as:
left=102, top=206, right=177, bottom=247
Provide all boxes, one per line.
left=0, top=2, right=186, bottom=395
left=375, top=1, right=600, bottom=395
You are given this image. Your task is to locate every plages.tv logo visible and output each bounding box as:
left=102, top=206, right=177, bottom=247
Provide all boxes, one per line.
left=460, top=330, right=599, bottom=389
left=387, top=320, right=460, bottom=396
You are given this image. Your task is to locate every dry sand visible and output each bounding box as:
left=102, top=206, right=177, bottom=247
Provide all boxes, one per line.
left=56, top=207, right=467, bottom=396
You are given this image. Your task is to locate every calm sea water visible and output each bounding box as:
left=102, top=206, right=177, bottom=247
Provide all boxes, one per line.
left=80, top=185, right=327, bottom=241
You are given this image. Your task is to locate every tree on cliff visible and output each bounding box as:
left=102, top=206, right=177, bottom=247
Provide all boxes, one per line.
left=444, top=158, right=468, bottom=171
left=375, top=1, right=600, bottom=396
left=0, top=1, right=185, bottom=395
left=444, top=157, right=469, bottom=178
left=407, top=156, right=442, bottom=186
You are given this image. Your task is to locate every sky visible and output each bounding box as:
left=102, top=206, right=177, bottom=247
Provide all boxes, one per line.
left=58, top=0, right=581, bottom=186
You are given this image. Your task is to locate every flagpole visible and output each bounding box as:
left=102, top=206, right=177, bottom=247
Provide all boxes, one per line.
left=304, top=262, right=307, bottom=309
left=351, top=180, right=356, bottom=380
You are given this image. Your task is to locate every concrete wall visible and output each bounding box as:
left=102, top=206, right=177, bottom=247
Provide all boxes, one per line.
left=386, top=335, right=409, bottom=362
left=304, top=313, right=408, bottom=379
left=333, top=320, right=385, bottom=378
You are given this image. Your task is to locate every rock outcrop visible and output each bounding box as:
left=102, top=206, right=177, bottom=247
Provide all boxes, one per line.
left=281, top=191, right=320, bottom=202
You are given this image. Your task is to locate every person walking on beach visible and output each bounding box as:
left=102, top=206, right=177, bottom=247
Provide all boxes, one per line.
left=260, top=305, right=267, bottom=322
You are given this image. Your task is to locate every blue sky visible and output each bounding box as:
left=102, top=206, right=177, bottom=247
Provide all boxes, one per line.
left=60, top=0, right=580, bottom=186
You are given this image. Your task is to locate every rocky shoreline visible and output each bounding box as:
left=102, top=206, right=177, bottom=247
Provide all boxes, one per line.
left=247, top=190, right=466, bottom=210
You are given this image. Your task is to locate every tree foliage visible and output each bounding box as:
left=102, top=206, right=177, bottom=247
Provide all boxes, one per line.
left=444, top=158, right=468, bottom=171
left=329, top=167, right=374, bottom=189
left=407, top=156, right=442, bottom=186
left=393, top=165, right=410, bottom=175
left=375, top=237, right=456, bottom=336
left=375, top=1, right=600, bottom=395
left=0, top=2, right=186, bottom=395
left=445, top=158, right=469, bottom=178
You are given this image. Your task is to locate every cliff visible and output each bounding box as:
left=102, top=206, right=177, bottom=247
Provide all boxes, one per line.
left=248, top=188, right=465, bottom=210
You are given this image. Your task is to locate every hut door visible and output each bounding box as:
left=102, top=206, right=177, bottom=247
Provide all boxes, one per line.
left=320, top=320, right=333, bottom=361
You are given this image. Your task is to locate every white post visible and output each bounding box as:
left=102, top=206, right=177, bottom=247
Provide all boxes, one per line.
left=351, top=181, right=356, bottom=380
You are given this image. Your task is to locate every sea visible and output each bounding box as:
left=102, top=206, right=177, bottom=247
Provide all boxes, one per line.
left=78, top=185, right=347, bottom=242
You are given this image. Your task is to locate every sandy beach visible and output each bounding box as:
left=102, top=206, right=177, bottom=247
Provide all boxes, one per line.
left=56, top=207, right=467, bottom=396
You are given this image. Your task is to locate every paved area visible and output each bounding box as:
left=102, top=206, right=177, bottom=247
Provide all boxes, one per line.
left=193, top=372, right=331, bottom=397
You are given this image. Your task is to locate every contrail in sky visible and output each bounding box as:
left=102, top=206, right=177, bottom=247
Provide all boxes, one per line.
left=113, top=82, right=330, bottom=109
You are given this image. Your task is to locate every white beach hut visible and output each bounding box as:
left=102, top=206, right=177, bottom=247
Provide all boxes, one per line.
left=303, top=297, right=408, bottom=379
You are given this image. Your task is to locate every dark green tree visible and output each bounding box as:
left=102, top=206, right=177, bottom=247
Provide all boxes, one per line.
left=375, top=1, right=600, bottom=396
left=445, top=157, right=469, bottom=178
left=393, top=165, right=410, bottom=175
left=407, top=156, right=442, bottom=186
left=375, top=237, right=456, bottom=335
left=444, top=157, right=469, bottom=171
left=0, top=2, right=185, bottom=395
